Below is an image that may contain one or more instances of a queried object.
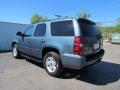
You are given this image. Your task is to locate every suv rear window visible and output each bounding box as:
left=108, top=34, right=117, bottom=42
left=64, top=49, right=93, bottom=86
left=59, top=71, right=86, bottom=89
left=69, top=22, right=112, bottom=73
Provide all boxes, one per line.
left=79, top=22, right=100, bottom=37
left=51, top=20, right=74, bottom=36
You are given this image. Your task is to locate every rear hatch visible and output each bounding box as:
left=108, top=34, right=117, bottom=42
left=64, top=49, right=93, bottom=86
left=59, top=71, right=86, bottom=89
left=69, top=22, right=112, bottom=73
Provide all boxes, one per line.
left=78, top=19, right=103, bottom=55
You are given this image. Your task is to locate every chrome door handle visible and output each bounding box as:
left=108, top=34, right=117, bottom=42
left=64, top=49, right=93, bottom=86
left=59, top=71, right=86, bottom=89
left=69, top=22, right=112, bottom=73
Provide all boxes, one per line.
left=40, top=39, right=45, bottom=43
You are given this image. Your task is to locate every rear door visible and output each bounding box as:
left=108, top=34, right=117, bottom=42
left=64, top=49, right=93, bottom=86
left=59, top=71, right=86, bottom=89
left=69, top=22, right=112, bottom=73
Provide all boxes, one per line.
left=79, top=21, right=102, bottom=55
left=30, top=23, right=46, bottom=59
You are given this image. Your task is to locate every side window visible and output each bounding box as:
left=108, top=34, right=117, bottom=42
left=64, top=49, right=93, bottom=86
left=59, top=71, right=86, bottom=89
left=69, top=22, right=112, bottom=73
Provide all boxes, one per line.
left=24, top=26, right=34, bottom=37
left=34, top=24, right=46, bottom=37
left=51, top=20, right=74, bottom=36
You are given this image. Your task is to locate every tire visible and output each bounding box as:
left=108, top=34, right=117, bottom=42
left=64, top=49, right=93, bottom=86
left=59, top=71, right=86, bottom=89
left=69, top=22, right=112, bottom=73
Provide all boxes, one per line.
left=43, top=52, right=63, bottom=77
left=12, top=44, right=21, bottom=59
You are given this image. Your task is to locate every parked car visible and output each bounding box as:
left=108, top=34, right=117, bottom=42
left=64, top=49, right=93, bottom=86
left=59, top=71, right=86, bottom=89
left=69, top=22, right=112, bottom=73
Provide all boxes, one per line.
left=111, top=34, right=120, bottom=44
left=11, top=18, right=105, bottom=77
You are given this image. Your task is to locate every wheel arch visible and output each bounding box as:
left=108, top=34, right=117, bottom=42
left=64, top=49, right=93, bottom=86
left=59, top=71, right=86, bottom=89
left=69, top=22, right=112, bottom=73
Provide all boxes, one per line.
left=42, top=47, right=61, bottom=59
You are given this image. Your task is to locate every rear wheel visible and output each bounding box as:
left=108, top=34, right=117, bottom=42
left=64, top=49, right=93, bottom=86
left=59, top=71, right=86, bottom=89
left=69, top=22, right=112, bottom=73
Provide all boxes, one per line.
left=12, top=44, right=21, bottom=59
left=43, top=52, right=63, bottom=77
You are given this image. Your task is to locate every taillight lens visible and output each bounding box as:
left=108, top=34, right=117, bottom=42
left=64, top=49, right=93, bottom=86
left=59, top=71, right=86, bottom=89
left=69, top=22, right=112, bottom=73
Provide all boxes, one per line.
left=73, top=37, right=83, bottom=55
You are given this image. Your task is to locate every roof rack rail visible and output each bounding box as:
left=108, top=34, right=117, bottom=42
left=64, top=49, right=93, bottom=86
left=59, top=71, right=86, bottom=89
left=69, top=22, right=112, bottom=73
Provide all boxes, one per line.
left=37, top=16, right=74, bottom=23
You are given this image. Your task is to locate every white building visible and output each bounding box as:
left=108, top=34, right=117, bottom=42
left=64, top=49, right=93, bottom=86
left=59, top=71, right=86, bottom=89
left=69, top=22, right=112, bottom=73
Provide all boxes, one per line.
left=0, top=22, right=29, bottom=51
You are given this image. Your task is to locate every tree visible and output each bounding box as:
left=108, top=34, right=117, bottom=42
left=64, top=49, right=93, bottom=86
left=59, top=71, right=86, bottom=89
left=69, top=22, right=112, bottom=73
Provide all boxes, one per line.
left=76, top=10, right=91, bottom=19
left=112, top=24, right=120, bottom=33
left=31, top=14, right=48, bottom=24
left=111, top=18, right=120, bottom=33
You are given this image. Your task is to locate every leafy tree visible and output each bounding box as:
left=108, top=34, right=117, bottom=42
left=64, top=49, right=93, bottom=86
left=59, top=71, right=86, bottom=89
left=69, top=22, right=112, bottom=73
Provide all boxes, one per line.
left=31, top=14, right=48, bottom=24
left=76, top=10, right=91, bottom=19
left=112, top=24, right=120, bottom=33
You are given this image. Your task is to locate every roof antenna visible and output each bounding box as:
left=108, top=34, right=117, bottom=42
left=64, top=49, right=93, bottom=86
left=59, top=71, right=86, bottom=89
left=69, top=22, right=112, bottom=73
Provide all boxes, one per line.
left=55, top=15, right=62, bottom=19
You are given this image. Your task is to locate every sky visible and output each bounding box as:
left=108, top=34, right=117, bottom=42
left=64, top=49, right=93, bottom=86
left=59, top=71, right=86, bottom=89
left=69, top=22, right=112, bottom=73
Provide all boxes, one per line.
left=0, top=0, right=120, bottom=25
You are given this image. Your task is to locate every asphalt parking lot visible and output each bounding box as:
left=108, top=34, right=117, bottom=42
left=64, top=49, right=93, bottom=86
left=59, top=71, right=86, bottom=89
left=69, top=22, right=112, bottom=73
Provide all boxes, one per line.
left=0, top=44, right=120, bottom=90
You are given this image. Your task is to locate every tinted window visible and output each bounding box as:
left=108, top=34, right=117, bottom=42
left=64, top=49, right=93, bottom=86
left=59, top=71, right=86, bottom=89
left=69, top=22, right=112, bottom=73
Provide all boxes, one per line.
left=79, top=22, right=101, bottom=37
left=24, top=26, right=34, bottom=37
left=34, top=24, right=46, bottom=36
left=51, top=20, right=74, bottom=36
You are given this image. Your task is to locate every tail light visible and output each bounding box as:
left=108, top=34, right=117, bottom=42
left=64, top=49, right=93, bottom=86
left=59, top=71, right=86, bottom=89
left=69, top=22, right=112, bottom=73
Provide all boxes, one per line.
left=73, top=37, right=84, bottom=55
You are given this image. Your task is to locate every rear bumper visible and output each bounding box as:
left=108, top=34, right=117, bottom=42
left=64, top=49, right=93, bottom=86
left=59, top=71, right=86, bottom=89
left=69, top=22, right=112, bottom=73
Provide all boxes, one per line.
left=62, top=49, right=105, bottom=69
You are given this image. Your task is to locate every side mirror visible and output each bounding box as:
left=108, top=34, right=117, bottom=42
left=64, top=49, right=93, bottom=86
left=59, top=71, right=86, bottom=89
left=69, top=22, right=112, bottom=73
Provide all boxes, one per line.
left=16, top=32, right=23, bottom=36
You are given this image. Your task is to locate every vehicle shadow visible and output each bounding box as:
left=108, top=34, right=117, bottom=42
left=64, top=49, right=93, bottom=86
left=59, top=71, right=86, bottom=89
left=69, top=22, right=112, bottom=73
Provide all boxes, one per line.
left=60, top=61, right=120, bottom=85
left=26, top=59, right=120, bottom=85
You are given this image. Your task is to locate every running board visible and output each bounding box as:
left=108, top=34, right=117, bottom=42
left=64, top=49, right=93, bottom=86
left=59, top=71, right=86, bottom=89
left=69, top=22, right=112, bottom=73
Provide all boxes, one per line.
left=21, top=54, right=43, bottom=63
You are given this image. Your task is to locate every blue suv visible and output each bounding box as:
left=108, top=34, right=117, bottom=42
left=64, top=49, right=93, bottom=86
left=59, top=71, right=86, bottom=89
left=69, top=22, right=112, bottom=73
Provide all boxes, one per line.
left=12, top=18, right=105, bottom=77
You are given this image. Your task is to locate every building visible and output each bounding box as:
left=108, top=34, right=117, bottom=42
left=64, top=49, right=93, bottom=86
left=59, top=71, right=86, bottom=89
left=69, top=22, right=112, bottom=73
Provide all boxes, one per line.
left=0, top=22, right=29, bottom=51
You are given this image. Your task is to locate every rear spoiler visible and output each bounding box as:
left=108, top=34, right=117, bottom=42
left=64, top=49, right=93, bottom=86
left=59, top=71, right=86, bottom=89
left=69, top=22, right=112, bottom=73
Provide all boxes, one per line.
left=77, top=18, right=96, bottom=25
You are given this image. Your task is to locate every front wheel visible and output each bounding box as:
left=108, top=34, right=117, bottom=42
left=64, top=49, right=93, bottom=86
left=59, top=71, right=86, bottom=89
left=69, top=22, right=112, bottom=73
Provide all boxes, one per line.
left=12, top=44, right=21, bottom=59
left=43, top=52, right=63, bottom=77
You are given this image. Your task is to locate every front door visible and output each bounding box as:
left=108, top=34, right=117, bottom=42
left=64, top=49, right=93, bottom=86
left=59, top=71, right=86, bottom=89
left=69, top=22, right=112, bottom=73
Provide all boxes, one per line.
left=19, top=25, right=34, bottom=55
